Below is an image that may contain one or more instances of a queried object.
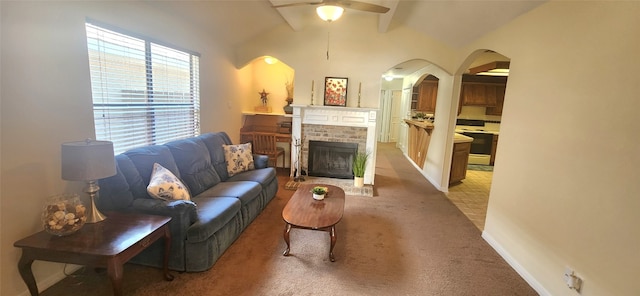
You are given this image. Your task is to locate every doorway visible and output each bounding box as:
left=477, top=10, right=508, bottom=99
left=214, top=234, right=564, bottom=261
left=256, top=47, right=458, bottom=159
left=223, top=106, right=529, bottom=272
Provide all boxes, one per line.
left=447, top=50, right=510, bottom=230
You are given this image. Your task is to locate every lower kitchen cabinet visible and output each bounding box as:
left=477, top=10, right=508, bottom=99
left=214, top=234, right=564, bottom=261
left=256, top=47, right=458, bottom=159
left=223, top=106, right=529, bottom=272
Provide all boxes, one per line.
left=450, top=142, right=471, bottom=184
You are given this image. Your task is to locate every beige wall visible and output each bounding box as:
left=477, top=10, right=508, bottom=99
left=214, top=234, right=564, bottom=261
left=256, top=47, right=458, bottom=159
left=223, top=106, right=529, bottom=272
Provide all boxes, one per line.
left=458, top=2, right=640, bottom=295
left=3, top=1, right=639, bottom=295
left=0, top=2, right=243, bottom=295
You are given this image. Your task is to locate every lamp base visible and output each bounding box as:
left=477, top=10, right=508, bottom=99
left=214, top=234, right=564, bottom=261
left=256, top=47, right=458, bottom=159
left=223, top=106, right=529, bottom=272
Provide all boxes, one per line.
left=86, top=196, right=107, bottom=223
left=85, top=180, right=107, bottom=223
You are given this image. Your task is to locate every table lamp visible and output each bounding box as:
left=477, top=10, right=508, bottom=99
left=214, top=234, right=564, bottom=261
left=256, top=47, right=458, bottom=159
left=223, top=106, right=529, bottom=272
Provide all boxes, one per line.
left=61, top=139, right=116, bottom=223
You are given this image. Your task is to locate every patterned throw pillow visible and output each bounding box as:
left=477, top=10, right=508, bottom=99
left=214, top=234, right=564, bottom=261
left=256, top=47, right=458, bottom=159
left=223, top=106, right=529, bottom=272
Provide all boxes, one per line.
left=147, top=163, right=191, bottom=201
left=223, top=143, right=255, bottom=177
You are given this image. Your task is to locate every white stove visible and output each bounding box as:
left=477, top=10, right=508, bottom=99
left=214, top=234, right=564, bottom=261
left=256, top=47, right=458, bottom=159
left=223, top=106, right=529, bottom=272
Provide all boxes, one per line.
left=455, top=119, right=499, bottom=165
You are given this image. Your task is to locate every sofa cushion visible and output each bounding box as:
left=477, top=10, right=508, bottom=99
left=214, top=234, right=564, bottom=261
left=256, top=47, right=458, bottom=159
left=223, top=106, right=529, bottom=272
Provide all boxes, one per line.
left=197, top=132, right=232, bottom=181
left=97, top=155, right=135, bottom=211
left=196, top=181, right=262, bottom=206
left=147, top=163, right=191, bottom=201
left=227, top=167, right=276, bottom=189
left=187, top=197, right=241, bottom=243
left=124, top=145, right=180, bottom=185
left=165, top=138, right=221, bottom=196
left=223, top=143, right=255, bottom=177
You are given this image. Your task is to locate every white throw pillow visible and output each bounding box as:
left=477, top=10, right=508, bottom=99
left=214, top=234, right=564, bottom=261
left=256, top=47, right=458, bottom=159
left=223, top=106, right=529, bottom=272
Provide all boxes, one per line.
left=147, top=163, right=191, bottom=201
left=223, top=143, right=255, bottom=177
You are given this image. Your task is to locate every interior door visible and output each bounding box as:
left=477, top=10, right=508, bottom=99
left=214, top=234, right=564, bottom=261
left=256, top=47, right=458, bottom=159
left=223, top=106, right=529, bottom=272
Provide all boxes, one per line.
left=389, top=90, right=402, bottom=142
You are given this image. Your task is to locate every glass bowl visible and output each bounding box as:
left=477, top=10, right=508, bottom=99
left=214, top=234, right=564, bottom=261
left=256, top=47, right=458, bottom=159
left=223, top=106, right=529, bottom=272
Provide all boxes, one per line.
left=42, top=194, right=87, bottom=236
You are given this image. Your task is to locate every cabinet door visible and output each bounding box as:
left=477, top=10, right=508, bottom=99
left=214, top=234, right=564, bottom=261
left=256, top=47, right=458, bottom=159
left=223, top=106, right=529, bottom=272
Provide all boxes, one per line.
left=461, top=83, right=500, bottom=106
left=490, top=134, right=499, bottom=165
left=416, top=81, right=438, bottom=113
left=485, top=85, right=506, bottom=115
left=450, top=142, right=471, bottom=184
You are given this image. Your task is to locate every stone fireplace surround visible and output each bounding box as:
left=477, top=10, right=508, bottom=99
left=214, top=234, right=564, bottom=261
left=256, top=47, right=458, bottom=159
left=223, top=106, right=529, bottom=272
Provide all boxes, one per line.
left=291, top=105, right=378, bottom=185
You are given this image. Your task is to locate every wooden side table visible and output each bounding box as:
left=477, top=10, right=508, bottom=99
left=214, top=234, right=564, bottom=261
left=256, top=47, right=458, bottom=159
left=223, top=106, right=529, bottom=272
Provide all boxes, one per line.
left=14, top=212, right=173, bottom=296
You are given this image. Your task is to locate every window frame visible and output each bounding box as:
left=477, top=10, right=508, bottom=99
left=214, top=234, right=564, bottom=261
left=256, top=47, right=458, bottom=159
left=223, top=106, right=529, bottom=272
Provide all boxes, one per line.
left=85, top=19, right=201, bottom=154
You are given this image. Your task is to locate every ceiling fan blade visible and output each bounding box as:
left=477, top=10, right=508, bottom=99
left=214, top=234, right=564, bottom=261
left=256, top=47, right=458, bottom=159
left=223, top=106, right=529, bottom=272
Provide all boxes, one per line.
left=331, top=0, right=390, bottom=13
left=272, top=1, right=325, bottom=9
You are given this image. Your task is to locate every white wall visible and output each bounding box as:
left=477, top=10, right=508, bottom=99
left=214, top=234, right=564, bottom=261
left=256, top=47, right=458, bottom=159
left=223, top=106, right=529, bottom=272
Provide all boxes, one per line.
left=0, top=2, right=242, bottom=295
left=458, top=2, right=640, bottom=295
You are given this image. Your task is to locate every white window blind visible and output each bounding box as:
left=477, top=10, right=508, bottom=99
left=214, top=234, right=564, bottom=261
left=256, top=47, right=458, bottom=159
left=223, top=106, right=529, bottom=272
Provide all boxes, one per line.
left=86, top=22, right=200, bottom=154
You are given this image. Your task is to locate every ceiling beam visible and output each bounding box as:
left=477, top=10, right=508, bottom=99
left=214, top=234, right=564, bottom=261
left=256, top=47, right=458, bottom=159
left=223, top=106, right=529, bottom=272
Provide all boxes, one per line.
left=378, top=0, right=399, bottom=33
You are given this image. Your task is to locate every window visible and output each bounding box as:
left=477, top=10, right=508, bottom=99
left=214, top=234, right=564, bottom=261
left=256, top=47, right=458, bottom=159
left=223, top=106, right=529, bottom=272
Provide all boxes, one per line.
left=86, top=21, right=200, bottom=154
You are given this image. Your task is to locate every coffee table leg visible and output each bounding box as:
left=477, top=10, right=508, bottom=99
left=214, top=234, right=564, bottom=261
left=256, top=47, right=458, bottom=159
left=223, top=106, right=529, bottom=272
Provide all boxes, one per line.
left=329, top=225, right=337, bottom=262
left=17, top=254, right=38, bottom=296
left=283, top=223, right=292, bottom=256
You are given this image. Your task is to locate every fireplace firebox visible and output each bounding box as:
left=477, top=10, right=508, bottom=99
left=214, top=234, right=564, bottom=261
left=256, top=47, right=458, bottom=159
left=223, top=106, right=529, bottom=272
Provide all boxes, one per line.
left=308, top=141, right=357, bottom=179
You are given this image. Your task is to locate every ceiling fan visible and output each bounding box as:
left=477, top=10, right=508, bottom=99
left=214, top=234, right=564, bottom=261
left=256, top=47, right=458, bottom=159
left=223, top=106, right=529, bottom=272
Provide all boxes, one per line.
left=272, top=0, right=390, bottom=14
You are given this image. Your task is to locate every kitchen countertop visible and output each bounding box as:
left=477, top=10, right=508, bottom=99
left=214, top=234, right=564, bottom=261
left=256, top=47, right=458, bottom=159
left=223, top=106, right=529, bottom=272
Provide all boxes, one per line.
left=404, top=119, right=434, bottom=129
left=455, top=129, right=499, bottom=135
left=454, top=133, right=474, bottom=143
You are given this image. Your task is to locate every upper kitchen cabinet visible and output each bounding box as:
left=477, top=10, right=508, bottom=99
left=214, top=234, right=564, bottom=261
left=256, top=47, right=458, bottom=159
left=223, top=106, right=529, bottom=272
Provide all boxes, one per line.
left=415, top=75, right=439, bottom=113
left=460, top=74, right=507, bottom=109
left=485, top=84, right=506, bottom=116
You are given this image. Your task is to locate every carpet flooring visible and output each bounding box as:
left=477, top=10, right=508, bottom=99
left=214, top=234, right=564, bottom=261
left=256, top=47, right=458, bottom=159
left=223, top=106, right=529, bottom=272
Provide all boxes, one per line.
left=39, top=142, right=536, bottom=296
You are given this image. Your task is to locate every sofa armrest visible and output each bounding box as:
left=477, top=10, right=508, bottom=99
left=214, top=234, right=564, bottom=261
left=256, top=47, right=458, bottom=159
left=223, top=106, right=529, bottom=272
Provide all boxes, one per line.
left=253, top=154, right=269, bottom=169
left=131, top=199, right=198, bottom=225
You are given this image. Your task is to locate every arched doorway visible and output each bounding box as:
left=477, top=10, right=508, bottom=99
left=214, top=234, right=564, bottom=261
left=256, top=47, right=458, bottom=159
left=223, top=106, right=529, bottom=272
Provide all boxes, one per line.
left=447, top=50, right=510, bottom=230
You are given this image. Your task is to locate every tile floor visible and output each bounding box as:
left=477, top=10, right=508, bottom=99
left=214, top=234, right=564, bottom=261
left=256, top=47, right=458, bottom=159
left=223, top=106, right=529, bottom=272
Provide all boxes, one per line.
left=446, top=169, right=493, bottom=231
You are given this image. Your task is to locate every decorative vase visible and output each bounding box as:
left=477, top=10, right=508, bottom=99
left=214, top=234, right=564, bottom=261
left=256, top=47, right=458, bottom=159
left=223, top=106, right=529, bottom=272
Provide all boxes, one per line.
left=284, top=98, right=293, bottom=114
left=354, top=177, right=365, bottom=188
left=42, top=194, right=87, bottom=236
left=312, top=193, right=325, bottom=200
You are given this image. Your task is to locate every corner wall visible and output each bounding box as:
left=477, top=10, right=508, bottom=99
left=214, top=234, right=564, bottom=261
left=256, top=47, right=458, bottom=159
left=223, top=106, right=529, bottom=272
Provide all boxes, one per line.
left=460, top=2, right=640, bottom=295
left=0, top=2, right=241, bottom=295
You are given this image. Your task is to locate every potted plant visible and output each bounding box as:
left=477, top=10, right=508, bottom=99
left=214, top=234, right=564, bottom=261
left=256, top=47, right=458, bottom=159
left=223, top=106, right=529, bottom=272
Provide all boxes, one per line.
left=352, top=151, right=370, bottom=188
left=311, top=186, right=328, bottom=200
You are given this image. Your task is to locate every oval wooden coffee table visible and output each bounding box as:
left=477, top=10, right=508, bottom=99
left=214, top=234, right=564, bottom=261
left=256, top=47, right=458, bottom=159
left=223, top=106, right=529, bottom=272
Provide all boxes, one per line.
left=282, top=183, right=345, bottom=262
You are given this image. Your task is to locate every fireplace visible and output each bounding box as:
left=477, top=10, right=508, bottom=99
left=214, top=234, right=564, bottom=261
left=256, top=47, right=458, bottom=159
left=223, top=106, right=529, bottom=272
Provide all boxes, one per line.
left=308, top=141, right=357, bottom=179
left=291, top=105, right=378, bottom=185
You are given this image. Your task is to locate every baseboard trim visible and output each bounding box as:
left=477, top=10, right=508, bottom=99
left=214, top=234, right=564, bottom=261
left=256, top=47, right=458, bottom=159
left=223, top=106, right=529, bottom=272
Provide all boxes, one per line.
left=402, top=152, right=446, bottom=192
left=17, top=265, right=82, bottom=296
left=482, top=231, right=551, bottom=296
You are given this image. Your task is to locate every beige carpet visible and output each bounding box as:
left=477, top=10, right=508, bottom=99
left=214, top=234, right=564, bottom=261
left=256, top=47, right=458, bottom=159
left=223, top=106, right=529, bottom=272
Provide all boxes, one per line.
left=39, top=143, right=536, bottom=296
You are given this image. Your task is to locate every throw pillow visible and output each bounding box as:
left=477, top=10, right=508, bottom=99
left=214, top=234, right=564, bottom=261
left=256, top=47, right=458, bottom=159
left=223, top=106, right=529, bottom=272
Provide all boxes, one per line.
left=223, top=142, right=255, bottom=177
left=147, top=163, right=191, bottom=201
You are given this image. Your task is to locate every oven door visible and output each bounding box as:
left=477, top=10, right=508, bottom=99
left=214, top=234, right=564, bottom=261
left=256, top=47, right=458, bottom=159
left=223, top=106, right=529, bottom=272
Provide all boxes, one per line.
left=461, top=132, right=493, bottom=155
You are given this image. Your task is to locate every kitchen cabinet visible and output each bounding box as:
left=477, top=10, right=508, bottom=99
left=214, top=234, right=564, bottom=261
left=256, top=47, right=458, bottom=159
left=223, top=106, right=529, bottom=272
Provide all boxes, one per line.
left=450, top=141, right=471, bottom=184
left=485, top=84, right=506, bottom=116
left=416, top=80, right=438, bottom=113
left=460, top=82, right=498, bottom=106
left=459, top=74, right=507, bottom=108
left=490, top=134, right=499, bottom=165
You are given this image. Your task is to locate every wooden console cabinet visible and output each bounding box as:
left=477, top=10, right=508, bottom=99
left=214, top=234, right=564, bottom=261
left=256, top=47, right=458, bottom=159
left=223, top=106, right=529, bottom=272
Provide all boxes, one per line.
left=404, top=119, right=434, bottom=168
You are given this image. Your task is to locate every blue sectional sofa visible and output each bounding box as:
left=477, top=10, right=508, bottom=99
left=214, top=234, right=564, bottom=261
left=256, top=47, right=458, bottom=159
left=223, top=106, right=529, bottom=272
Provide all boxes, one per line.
left=96, top=132, right=278, bottom=272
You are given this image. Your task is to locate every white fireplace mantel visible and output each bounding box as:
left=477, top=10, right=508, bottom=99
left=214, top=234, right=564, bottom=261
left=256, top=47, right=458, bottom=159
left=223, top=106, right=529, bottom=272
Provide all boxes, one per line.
left=291, top=105, right=378, bottom=185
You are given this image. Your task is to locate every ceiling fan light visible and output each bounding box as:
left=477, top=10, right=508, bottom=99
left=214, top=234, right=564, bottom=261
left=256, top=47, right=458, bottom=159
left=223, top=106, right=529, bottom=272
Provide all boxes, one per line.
left=316, top=5, right=344, bottom=22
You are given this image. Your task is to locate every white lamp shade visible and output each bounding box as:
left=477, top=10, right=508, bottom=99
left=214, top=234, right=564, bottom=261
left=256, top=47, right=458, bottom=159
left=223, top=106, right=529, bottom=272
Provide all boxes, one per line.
left=61, top=140, right=116, bottom=181
left=316, top=5, right=344, bottom=22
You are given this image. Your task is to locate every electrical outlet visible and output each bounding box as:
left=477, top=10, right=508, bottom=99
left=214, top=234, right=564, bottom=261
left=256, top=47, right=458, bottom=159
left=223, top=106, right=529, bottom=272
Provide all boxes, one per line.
left=563, top=267, right=583, bottom=293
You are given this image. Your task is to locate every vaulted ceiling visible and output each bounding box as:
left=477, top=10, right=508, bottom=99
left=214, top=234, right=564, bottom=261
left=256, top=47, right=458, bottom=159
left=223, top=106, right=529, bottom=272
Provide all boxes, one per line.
left=149, top=0, right=545, bottom=76
left=150, top=0, right=545, bottom=48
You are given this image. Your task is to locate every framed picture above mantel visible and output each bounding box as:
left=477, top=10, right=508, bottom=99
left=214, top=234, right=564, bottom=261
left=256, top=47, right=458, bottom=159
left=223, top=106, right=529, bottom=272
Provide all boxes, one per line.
left=324, top=77, right=348, bottom=107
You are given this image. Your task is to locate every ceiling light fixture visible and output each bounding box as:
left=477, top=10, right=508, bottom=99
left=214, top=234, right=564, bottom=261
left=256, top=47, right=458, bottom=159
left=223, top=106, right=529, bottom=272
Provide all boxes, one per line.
left=384, top=75, right=394, bottom=81
left=264, top=56, right=278, bottom=65
left=468, top=61, right=510, bottom=76
left=316, top=5, right=344, bottom=22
